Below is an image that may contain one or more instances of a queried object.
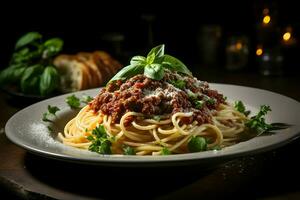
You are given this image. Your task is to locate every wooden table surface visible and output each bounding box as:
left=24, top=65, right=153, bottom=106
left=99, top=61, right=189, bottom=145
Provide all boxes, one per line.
left=1, top=68, right=300, bottom=200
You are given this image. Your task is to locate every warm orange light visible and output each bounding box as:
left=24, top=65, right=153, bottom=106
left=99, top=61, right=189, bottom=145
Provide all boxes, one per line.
left=263, top=15, right=271, bottom=24
left=236, top=42, right=242, bottom=50
left=283, top=32, right=291, bottom=41
left=256, top=48, right=263, bottom=56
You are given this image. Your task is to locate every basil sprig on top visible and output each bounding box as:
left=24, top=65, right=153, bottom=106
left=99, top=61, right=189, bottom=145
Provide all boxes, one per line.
left=109, top=44, right=192, bottom=82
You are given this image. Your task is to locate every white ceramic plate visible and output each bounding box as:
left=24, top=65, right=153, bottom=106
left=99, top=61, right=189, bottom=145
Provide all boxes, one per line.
left=5, top=84, right=300, bottom=167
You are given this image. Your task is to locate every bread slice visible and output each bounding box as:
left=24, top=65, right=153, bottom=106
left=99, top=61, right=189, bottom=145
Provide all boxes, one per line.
left=94, top=51, right=122, bottom=74
left=54, top=55, right=87, bottom=92
left=77, top=52, right=102, bottom=87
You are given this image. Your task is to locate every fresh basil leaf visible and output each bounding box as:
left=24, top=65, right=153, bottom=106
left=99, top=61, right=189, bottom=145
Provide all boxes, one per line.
left=109, top=64, right=144, bottom=83
left=0, top=65, right=26, bottom=85
left=144, top=63, right=164, bottom=80
left=147, top=44, right=165, bottom=58
left=42, top=38, right=63, bottom=59
left=20, top=65, right=43, bottom=93
left=39, top=66, right=60, bottom=96
left=146, top=52, right=155, bottom=64
left=162, top=54, right=192, bottom=75
left=130, top=56, right=146, bottom=65
left=15, top=32, right=42, bottom=50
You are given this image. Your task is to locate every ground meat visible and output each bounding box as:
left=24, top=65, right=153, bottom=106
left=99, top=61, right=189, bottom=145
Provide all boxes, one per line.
left=89, top=71, right=225, bottom=125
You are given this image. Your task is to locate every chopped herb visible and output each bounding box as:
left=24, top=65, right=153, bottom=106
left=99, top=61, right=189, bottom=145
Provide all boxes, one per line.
left=42, top=105, right=60, bottom=122
left=161, top=147, right=171, bottom=155
left=223, top=96, right=227, bottom=101
left=234, top=100, right=250, bottom=116
left=188, top=136, right=207, bottom=152
left=187, top=90, right=198, bottom=101
left=81, top=95, right=94, bottom=104
left=195, top=100, right=204, bottom=109
left=47, top=105, right=60, bottom=115
left=153, top=115, right=161, bottom=121
left=47, top=126, right=53, bottom=132
left=66, top=95, right=81, bottom=109
left=246, top=105, right=272, bottom=135
left=170, top=79, right=186, bottom=90
left=123, top=145, right=136, bottom=155
left=87, top=125, right=112, bottom=154
left=206, top=97, right=216, bottom=105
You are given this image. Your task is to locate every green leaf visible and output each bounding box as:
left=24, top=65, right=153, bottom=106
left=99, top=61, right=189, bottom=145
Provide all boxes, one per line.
left=188, top=136, right=207, bottom=152
left=39, top=66, right=60, bottom=96
left=88, top=125, right=112, bottom=154
left=42, top=112, right=53, bottom=122
left=195, top=100, right=204, bottom=109
left=146, top=52, right=156, bottom=64
left=144, top=64, right=164, bottom=80
left=123, top=145, right=136, bottom=155
left=0, top=65, right=26, bottom=85
left=162, top=54, right=192, bottom=75
left=246, top=105, right=273, bottom=135
left=109, top=64, right=144, bottom=83
left=47, top=105, right=60, bottom=115
left=42, top=38, right=63, bottom=59
left=161, top=147, right=171, bottom=155
left=15, top=32, right=42, bottom=50
left=81, top=95, right=94, bottom=104
left=234, top=100, right=250, bottom=116
left=130, top=56, right=146, bottom=65
left=20, top=65, right=43, bottom=93
left=66, top=95, right=81, bottom=109
left=86, top=135, right=94, bottom=141
left=147, top=44, right=165, bottom=58
left=170, top=79, right=186, bottom=89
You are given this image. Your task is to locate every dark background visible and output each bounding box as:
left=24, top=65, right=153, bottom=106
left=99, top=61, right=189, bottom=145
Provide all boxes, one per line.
left=0, top=0, right=299, bottom=75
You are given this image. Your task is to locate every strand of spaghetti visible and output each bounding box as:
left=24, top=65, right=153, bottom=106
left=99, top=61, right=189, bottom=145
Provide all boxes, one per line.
left=171, top=112, right=193, bottom=135
left=135, top=145, right=163, bottom=151
left=158, top=127, right=177, bottom=135
left=143, top=118, right=172, bottom=125
left=150, top=129, right=161, bottom=142
left=195, top=124, right=223, bottom=147
left=120, top=112, right=152, bottom=141
left=161, top=132, right=181, bottom=143
left=132, top=121, right=157, bottom=130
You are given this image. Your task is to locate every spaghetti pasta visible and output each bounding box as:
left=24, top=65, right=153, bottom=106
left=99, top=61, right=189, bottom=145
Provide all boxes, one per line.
left=58, top=44, right=252, bottom=156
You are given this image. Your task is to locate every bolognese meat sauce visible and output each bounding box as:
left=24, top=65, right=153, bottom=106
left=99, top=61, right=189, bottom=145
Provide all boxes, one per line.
left=90, top=71, right=225, bottom=126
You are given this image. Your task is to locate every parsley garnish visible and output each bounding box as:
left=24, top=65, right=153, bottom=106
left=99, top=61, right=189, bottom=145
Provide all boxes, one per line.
left=246, top=105, right=272, bottom=135
left=123, top=145, right=136, bottom=155
left=87, top=125, right=112, bottom=154
left=234, top=100, right=250, bottom=116
left=161, top=147, right=171, bottom=155
left=66, top=95, right=81, bottom=109
left=81, top=95, right=94, bottom=104
left=170, top=79, right=186, bottom=90
left=195, top=100, right=204, bottom=109
left=42, top=105, right=60, bottom=122
left=66, top=94, right=94, bottom=109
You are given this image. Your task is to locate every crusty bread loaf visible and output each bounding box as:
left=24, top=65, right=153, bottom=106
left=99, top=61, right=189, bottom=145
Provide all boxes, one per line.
left=54, top=51, right=122, bottom=93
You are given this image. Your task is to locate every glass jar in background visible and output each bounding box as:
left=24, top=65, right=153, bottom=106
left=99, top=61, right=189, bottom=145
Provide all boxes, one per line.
left=225, top=36, right=249, bottom=71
